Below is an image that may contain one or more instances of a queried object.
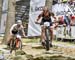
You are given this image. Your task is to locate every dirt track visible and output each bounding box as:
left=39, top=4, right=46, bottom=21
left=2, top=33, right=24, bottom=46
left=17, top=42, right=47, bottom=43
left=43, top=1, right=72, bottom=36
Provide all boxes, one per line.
left=0, top=38, right=75, bottom=60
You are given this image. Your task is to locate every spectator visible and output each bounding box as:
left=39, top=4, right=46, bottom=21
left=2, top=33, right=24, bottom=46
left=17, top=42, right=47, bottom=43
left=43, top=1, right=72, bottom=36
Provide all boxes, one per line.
left=58, top=16, right=64, bottom=25
left=64, top=14, right=71, bottom=26
left=70, top=15, right=75, bottom=25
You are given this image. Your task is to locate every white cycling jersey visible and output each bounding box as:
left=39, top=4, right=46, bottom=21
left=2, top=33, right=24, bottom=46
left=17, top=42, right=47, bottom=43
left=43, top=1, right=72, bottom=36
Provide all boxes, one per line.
left=10, top=24, right=24, bottom=40
left=10, top=24, right=24, bottom=35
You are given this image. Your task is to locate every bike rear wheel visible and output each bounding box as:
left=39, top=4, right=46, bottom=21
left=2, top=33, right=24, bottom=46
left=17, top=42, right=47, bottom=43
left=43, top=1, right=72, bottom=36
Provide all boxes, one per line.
left=10, top=39, right=16, bottom=53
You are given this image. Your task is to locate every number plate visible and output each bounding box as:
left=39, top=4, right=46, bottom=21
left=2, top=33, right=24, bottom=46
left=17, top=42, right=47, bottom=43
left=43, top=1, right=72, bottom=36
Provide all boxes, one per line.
left=44, top=22, right=50, bottom=26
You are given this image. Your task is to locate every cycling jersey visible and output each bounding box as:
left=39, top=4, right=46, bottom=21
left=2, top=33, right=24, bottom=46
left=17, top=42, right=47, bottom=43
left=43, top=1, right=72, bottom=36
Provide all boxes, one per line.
left=10, top=24, right=24, bottom=35
left=41, top=17, right=52, bottom=26
left=38, top=11, right=52, bottom=26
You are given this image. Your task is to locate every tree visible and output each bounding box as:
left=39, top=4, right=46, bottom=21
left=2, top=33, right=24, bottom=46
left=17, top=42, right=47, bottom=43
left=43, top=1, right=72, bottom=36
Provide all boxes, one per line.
left=3, top=0, right=16, bottom=44
left=45, top=0, right=53, bottom=10
left=0, top=0, right=2, bottom=25
left=45, top=0, right=53, bottom=42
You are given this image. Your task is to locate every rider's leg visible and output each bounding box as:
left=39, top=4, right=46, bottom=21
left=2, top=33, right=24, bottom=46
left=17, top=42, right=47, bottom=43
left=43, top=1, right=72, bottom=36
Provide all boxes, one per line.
left=41, top=26, right=46, bottom=42
left=50, top=26, right=53, bottom=45
left=16, top=34, right=21, bottom=40
left=16, top=35, right=21, bottom=48
left=41, top=26, right=46, bottom=46
left=7, top=35, right=14, bottom=46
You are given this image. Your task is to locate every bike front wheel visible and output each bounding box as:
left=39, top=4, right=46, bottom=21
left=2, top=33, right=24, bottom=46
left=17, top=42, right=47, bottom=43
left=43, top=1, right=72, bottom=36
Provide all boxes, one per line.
left=45, top=28, right=50, bottom=51
left=45, top=40, right=49, bottom=51
left=16, top=39, right=22, bottom=50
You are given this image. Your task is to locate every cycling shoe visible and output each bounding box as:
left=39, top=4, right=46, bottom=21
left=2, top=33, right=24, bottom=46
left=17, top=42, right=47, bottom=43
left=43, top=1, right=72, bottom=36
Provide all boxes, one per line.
left=41, top=41, right=45, bottom=46
left=50, top=43, right=53, bottom=47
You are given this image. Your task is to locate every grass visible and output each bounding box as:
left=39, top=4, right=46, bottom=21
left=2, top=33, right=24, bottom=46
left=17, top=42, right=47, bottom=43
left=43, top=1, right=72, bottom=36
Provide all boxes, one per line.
left=54, top=40, right=75, bottom=46
left=0, top=36, right=75, bottom=46
left=22, top=38, right=40, bottom=43
left=22, top=37, right=75, bottom=47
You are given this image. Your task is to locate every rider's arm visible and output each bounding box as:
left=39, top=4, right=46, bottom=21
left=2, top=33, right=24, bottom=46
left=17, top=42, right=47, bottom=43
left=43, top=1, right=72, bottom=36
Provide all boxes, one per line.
left=36, top=12, right=43, bottom=21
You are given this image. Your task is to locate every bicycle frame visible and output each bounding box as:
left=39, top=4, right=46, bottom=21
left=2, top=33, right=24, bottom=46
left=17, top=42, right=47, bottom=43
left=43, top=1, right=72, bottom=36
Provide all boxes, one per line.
left=10, top=35, right=22, bottom=53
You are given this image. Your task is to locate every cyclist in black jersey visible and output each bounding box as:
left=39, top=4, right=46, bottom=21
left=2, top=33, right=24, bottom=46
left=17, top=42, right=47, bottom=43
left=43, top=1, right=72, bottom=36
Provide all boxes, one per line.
left=35, top=6, right=53, bottom=47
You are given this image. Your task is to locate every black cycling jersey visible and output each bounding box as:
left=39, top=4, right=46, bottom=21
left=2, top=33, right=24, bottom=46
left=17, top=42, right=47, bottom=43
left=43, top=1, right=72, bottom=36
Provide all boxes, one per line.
left=41, top=17, right=52, bottom=26
left=12, top=29, right=18, bottom=34
left=12, top=27, right=18, bottom=34
left=40, top=12, right=52, bottom=26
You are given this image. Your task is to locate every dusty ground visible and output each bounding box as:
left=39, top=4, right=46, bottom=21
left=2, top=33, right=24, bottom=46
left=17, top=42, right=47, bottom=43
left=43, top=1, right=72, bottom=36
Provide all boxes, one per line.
left=0, top=37, right=75, bottom=60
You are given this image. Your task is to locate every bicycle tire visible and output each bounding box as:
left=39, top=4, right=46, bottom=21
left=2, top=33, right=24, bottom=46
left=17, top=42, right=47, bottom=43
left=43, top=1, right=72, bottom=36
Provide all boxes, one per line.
left=10, top=39, right=16, bottom=53
left=10, top=40, right=12, bottom=53
left=10, top=39, right=14, bottom=53
left=45, top=27, right=50, bottom=51
left=45, top=39, right=49, bottom=51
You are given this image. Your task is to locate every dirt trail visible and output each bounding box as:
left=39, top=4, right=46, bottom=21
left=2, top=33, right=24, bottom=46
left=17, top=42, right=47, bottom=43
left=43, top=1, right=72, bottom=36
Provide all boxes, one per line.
left=0, top=39, right=75, bottom=60
left=22, top=42, right=75, bottom=57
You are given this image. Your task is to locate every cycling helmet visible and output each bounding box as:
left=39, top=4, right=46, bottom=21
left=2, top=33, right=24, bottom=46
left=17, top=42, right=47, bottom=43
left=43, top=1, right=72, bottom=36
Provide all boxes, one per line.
left=17, top=20, right=22, bottom=25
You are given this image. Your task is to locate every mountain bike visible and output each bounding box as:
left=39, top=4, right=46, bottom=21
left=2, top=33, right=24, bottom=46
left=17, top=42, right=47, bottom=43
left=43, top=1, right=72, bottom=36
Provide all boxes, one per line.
left=10, top=35, right=22, bottom=53
left=43, top=22, right=51, bottom=51
left=35, top=20, right=58, bottom=51
left=35, top=21, right=52, bottom=51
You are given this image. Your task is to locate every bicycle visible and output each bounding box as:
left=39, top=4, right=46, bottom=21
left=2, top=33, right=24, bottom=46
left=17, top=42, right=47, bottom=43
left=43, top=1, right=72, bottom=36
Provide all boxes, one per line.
left=43, top=22, right=51, bottom=51
left=9, top=35, right=22, bottom=53
left=35, top=21, right=52, bottom=51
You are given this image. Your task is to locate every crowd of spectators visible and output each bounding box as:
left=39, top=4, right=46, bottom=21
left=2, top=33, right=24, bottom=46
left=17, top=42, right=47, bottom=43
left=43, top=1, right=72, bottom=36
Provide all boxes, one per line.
left=53, top=0, right=75, bottom=6
left=55, top=13, right=75, bottom=26
left=52, top=0, right=75, bottom=26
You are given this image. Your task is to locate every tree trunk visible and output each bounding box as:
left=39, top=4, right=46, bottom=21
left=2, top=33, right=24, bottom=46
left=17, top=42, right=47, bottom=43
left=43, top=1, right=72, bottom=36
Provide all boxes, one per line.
left=0, top=0, right=2, bottom=26
left=45, top=0, right=53, bottom=10
left=3, top=0, right=16, bottom=44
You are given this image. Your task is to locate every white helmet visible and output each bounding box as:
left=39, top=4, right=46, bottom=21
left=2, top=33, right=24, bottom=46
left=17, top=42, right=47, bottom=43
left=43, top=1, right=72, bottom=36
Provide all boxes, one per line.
left=17, top=20, right=22, bottom=25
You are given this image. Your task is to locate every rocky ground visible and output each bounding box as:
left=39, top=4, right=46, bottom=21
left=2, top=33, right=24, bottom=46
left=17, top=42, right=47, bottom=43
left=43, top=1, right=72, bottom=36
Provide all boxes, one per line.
left=0, top=38, right=75, bottom=60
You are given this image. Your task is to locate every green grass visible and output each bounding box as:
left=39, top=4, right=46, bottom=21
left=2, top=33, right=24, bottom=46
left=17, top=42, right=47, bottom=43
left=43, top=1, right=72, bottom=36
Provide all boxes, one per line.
left=22, top=38, right=75, bottom=48
left=54, top=40, right=75, bottom=46
left=22, top=38, right=40, bottom=43
left=0, top=36, right=75, bottom=46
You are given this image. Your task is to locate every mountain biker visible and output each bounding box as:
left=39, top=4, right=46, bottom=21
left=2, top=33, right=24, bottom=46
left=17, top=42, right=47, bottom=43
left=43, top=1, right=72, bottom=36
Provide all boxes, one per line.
left=35, top=6, right=53, bottom=47
left=7, top=20, right=26, bottom=47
